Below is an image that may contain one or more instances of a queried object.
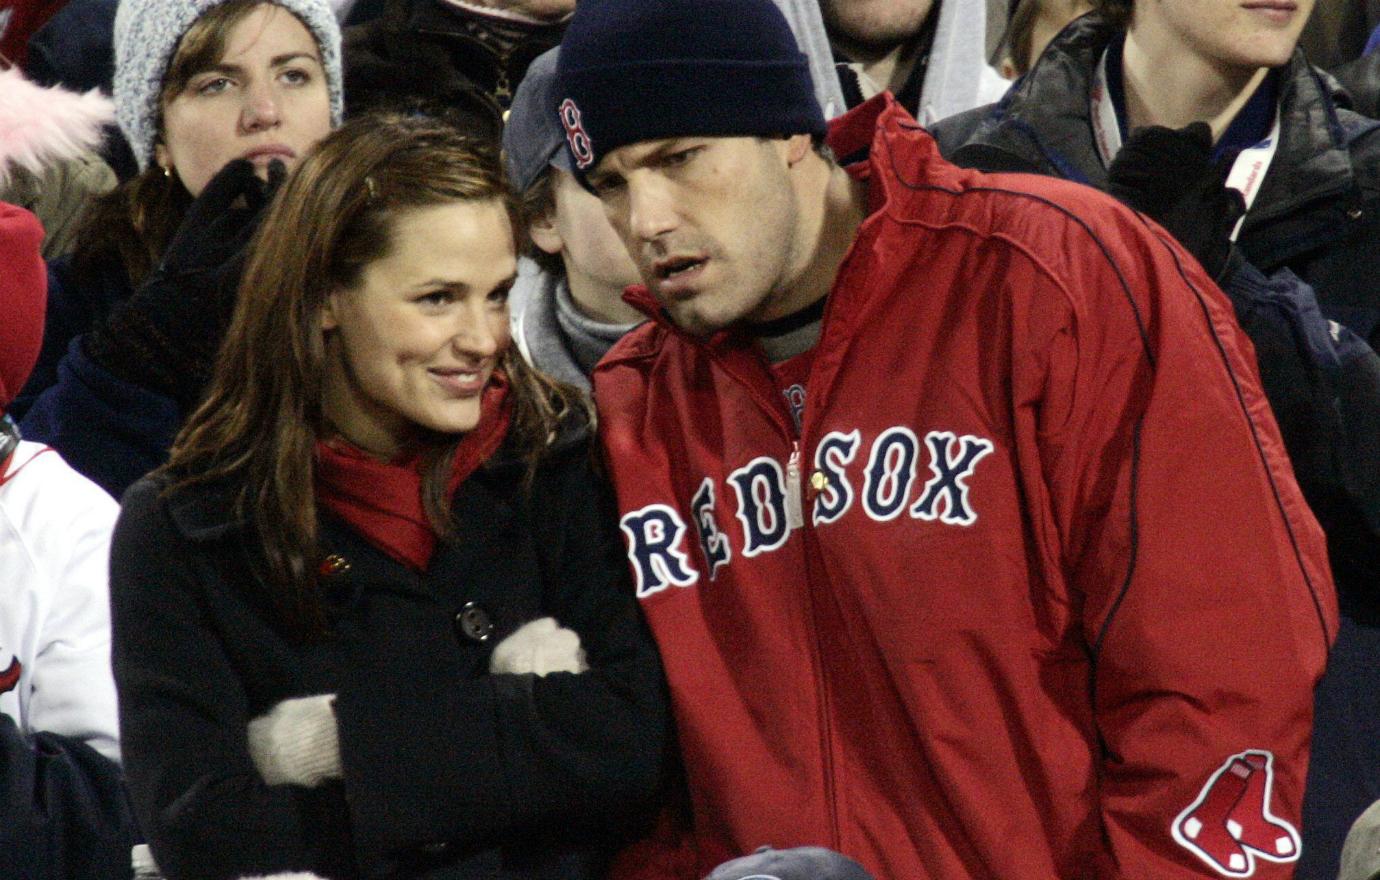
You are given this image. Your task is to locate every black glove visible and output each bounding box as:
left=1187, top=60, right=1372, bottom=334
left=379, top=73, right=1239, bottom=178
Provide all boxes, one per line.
left=85, top=158, right=286, bottom=411
left=1105, top=121, right=1245, bottom=282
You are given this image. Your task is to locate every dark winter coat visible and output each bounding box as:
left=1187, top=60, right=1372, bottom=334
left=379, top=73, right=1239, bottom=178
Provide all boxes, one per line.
left=109, top=426, right=671, bottom=880
left=930, top=16, right=1380, bottom=877
left=0, top=713, right=139, bottom=880
left=12, top=251, right=179, bottom=499
left=1336, top=50, right=1380, bottom=119
left=342, top=0, right=564, bottom=141
left=17, top=337, right=180, bottom=500
left=11, top=252, right=132, bottom=422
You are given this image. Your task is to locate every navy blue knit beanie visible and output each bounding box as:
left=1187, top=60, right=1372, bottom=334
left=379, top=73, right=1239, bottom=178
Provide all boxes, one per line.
left=555, top=0, right=827, bottom=177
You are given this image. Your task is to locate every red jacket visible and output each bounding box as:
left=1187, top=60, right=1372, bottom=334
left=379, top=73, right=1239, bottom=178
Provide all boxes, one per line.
left=595, top=96, right=1337, bottom=880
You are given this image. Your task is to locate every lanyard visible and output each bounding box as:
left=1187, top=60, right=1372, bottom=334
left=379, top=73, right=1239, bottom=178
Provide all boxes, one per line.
left=1091, top=49, right=1281, bottom=242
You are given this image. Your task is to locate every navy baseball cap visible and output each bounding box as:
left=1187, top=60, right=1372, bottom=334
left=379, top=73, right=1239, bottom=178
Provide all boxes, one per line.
left=502, top=46, right=573, bottom=194
left=555, top=0, right=826, bottom=179
left=704, top=846, right=875, bottom=880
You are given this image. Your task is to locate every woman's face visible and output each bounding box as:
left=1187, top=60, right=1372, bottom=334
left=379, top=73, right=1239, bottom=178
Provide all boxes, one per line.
left=155, top=4, right=332, bottom=196
left=321, top=200, right=517, bottom=457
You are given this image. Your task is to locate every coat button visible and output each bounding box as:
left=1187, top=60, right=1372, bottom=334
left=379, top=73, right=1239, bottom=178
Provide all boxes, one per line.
left=419, top=841, right=450, bottom=855
left=455, top=602, right=494, bottom=643
left=1348, top=207, right=1364, bottom=220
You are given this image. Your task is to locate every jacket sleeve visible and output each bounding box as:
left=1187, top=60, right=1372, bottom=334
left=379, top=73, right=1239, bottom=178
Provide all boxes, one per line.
left=18, top=336, right=181, bottom=500
left=110, top=479, right=352, bottom=880
left=332, top=442, right=673, bottom=857
left=0, top=712, right=139, bottom=880
left=25, top=455, right=122, bottom=762
left=1028, top=206, right=1338, bottom=877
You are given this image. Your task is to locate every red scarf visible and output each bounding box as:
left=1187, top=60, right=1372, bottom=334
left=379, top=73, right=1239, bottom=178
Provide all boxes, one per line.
left=315, top=375, right=513, bottom=572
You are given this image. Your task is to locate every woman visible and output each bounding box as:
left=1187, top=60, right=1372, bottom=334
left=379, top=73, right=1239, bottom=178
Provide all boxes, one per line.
left=14, top=0, right=342, bottom=497
left=109, top=114, right=669, bottom=880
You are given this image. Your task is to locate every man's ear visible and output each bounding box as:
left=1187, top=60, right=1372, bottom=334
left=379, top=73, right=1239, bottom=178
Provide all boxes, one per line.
left=784, top=132, right=813, bottom=167
left=529, top=208, right=565, bottom=257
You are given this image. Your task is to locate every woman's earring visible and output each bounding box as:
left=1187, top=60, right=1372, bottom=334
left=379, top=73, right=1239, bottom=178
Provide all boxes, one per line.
left=162, top=165, right=172, bottom=179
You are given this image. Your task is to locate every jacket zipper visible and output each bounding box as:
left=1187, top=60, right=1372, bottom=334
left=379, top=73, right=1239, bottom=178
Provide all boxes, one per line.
left=700, top=346, right=842, bottom=851
left=785, top=442, right=804, bottom=529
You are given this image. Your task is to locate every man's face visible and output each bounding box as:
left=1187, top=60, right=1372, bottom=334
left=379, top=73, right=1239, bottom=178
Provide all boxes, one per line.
left=820, top=0, right=936, bottom=53
left=587, top=136, right=803, bottom=337
left=542, top=167, right=641, bottom=298
left=1132, top=0, right=1315, bottom=70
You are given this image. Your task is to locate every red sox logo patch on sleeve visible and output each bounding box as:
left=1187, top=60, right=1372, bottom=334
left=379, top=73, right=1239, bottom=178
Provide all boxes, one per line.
left=0, top=656, right=21, bottom=695
left=558, top=99, right=595, bottom=170
left=1172, top=751, right=1301, bottom=877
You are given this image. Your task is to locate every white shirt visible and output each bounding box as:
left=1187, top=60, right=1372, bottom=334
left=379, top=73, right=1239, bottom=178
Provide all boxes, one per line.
left=0, top=441, right=120, bottom=762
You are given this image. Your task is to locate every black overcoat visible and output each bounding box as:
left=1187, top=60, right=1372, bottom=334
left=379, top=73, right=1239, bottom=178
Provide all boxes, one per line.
left=109, top=428, right=671, bottom=880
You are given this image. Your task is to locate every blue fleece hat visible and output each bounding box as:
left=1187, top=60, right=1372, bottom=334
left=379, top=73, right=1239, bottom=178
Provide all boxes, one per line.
left=555, top=0, right=826, bottom=176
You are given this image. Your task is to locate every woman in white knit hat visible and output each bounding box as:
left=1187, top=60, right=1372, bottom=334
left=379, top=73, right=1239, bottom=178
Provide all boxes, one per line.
left=14, top=0, right=342, bottom=499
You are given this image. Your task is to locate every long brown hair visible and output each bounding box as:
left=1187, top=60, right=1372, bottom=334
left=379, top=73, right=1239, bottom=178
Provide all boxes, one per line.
left=163, top=113, right=587, bottom=637
left=76, top=0, right=299, bottom=287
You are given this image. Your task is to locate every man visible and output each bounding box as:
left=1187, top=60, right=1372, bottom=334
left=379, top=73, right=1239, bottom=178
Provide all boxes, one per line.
left=819, top=0, right=1007, bottom=123
left=501, top=46, right=644, bottom=390
left=554, top=0, right=1337, bottom=877
left=927, top=3, right=1380, bottom=874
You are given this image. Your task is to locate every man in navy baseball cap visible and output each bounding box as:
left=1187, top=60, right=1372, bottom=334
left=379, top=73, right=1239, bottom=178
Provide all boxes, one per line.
left=564, top=2, right=1335, bottom=878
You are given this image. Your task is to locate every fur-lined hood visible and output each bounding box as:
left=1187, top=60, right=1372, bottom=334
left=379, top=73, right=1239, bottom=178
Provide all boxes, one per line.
left=0, top=67, right=113, bottom=189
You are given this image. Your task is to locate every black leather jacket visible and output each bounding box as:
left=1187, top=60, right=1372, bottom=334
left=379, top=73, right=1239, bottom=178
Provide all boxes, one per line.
left=343, top=0, right=565, bottom=140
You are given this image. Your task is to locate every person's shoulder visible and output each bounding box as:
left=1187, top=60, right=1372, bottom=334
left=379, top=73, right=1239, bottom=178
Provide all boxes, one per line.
left=593, top=311, right=673, bottom=371
left=887, top=122, right=1148, bottom=263
left=926, top=102, right=997, bottom=158
left=0, top=442, right=118, bottom=531
left=117, top=468, right=245, bottom=546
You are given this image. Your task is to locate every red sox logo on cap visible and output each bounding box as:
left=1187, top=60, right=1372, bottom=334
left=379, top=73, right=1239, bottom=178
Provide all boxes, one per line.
left=1172, top=750, right=1301, bottom=877
left=559, top=99, right=595, bottom=170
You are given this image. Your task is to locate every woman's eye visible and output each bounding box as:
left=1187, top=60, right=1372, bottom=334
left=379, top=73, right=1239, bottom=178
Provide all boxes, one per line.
left=196, top=77, right=233, bottom=96
left=488, top=287, right=512, bottom=305
left=417, top=291, right=452, bottom=306
left=280, top=68, right=311, bottom=86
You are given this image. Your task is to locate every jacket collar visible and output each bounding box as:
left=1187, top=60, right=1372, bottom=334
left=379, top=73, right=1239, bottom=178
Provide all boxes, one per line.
left=162, top=411, right=592, bottom=543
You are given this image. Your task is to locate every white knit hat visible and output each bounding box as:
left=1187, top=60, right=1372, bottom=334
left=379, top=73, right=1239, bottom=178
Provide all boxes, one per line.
left=113, top=0, right=344, bottom=170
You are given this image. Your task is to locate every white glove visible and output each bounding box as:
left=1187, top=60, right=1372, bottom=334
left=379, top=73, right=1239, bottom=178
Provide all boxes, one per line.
left=246, top=694, right=342, bottom=787
left=489, top=617, right=589, bottom=676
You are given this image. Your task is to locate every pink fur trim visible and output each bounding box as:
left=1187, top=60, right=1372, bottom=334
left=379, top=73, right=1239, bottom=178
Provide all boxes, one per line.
left=0, top=68, right=114, bottom=188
